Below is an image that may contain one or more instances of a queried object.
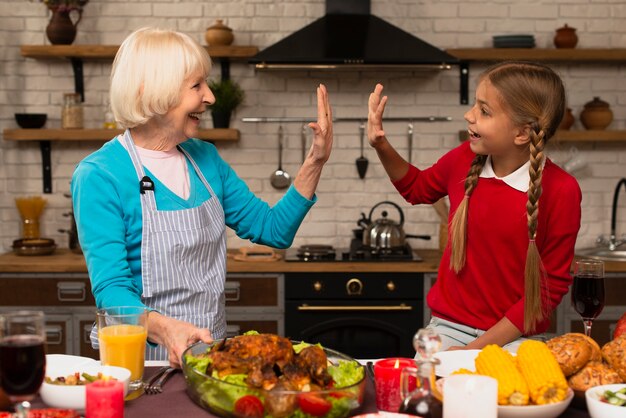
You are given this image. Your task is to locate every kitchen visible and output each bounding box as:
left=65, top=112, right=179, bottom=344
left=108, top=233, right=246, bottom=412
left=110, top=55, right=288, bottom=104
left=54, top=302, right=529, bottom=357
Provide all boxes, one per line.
left=0, top=0, right=626, bottom=415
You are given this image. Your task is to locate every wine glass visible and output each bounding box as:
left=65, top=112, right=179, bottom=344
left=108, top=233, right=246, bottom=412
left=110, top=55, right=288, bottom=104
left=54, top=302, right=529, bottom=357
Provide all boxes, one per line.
left=571, top=259, right=605, bottom=337
left=0, top=311, right=46, bottom=418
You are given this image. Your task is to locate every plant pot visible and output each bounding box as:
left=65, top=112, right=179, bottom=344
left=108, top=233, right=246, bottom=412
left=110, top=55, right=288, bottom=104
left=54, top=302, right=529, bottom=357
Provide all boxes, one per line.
left=205, top=20, right=234, bottom=46
left=580, top=97, right=613, bottom=130
left=211, top=110, right=232, bottom=129
left=554, top=24, right=578, bottom=49
left=559, top=107, right=575, bottom=130
left=46, top=9, right=82, bottom=45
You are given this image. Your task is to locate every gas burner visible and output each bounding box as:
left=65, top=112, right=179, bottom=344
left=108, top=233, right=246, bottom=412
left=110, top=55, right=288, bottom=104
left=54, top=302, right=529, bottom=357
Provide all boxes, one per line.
left=296, top=244, right=337, bottom=261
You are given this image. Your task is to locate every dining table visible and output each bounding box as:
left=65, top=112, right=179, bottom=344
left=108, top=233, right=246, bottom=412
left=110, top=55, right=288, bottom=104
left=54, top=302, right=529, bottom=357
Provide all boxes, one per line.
left=27, top=366, right=592, bottom=417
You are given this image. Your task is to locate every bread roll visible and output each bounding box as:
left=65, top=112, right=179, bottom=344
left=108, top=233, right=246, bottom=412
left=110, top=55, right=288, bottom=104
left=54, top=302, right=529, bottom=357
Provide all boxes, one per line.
left=601, top=334, right=626, bottom=382
left=567, top=361, right=622, bottom=392
left=579, top=333, right=602, bottom=362
left=547, top=333, right=592, bottom=376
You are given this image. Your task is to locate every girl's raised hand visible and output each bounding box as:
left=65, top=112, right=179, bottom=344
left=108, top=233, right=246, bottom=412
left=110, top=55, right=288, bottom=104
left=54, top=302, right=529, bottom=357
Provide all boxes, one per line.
left=307, top=84, right=333, bottom=165
left=368, top=83, right=388, bottom=147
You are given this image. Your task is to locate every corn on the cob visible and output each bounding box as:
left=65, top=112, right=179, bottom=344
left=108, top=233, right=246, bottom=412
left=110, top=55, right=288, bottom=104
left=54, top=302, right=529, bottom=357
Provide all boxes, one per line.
left=475, top=344, right=529, bottom=406
left=451, top=368, right=475, bottom=375
left=516, top=340, right=569, bottom=405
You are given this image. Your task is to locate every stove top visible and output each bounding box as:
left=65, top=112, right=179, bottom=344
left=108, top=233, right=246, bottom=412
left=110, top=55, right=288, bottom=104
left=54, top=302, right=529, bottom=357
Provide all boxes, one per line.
left=284, top=241, right=422, bottom=262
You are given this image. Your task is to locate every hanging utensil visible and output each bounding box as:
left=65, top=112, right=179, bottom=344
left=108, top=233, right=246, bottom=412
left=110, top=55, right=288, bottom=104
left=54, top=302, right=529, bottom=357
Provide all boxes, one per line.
left=356, top=122, right=369, bottom=179
left=301, top=124, right=307, bottom=163
left=270, top=125, right=292, bottom=190
left=407, top=122, right=413, bottom=164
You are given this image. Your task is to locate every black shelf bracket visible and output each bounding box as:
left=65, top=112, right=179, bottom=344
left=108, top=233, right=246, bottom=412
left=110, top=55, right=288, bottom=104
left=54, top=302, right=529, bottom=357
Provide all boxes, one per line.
left=220, top=58, right=231, bottom=81
left=460, top=61, right=469, bottom=105
left=39, top=140, right=52, bottom=194
left=70, top=57, right=85, bottom=102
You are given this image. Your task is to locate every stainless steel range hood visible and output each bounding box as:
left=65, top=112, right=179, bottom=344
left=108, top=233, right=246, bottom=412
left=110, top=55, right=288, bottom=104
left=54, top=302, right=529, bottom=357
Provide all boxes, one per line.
left=249, top=0, right=459, bottom=71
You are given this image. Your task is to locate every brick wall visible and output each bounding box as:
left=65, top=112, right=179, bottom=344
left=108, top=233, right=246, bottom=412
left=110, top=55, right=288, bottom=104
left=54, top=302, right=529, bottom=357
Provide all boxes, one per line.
left=0, top=0, right=624, bottom=253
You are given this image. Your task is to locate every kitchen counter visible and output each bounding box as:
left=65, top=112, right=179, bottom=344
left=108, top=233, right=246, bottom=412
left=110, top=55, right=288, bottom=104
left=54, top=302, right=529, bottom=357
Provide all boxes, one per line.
left=0, top=248, right=443, bottom=273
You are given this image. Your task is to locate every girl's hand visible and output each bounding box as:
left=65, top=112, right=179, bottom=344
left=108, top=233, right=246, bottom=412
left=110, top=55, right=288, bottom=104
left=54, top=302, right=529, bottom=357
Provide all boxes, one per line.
left=306, top=84, right=333, bottom=165
left=148, top=312, right=213, bottom=368
left=368, top=83, right=388, bottom=147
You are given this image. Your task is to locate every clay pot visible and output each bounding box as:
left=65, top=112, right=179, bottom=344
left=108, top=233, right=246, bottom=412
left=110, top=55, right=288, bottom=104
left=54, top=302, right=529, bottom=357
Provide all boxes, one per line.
left=559, top=107, right=575, bottom=130
left=554, top=24, right=578, bottom=49
left=205, top=20, right=234, bottom=46
left=46, top=9, right=82, bottom=45
left=580, top=97, right=613, bottom=130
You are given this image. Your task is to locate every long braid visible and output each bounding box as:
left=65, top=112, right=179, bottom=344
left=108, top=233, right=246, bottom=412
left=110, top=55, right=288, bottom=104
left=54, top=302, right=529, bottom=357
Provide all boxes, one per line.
left=524, top=128, right=548, bottom=332
left=450, top=154, right=487, bottom=272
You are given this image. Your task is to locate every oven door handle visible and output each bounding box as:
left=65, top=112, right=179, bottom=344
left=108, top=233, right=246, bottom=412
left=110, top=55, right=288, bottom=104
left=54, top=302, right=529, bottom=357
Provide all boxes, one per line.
left=297, top=304, right=412, bottom=311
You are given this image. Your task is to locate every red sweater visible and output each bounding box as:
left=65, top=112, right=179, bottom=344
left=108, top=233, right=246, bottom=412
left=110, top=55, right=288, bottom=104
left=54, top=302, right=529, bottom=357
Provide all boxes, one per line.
left=393, top=141, right=581, bottom=334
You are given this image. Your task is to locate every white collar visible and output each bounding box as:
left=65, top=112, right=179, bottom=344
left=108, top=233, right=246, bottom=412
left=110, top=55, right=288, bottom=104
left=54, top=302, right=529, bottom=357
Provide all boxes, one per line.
left=479, top=155, right=530, bottom=192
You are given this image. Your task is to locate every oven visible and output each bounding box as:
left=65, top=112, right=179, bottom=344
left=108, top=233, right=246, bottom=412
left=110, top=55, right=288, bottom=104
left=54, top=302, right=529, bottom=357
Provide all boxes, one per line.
left=284, top=242, right=424, bottom=359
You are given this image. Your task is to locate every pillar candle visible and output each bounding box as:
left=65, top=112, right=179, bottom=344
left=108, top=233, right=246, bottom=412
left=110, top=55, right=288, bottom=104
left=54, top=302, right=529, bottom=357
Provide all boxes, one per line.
left=443, top=375, right=497, bottom=418
left=373, top=357, right=416, bottom=412
left=85, top=379, right=124, bottom=418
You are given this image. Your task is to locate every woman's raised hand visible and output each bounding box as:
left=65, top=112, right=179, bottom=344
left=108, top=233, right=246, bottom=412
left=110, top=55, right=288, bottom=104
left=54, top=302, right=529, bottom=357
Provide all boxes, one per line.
left=368, top=83, right=388, bottom=147
left=306, top=84, right=333, bottom=165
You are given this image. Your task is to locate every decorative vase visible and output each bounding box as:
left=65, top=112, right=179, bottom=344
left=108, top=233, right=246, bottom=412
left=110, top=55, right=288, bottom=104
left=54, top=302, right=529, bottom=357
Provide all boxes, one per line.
left=205, top=20, right=234, bottom=46
left=580, top=97, right=613, bottom=130
left=554, top=24, right=578, bottom=49
left=46, top=8, right=82, bottom=45
left=559, top=107, right=575, bottom=130
left=211, top=110, right=232, bottom=129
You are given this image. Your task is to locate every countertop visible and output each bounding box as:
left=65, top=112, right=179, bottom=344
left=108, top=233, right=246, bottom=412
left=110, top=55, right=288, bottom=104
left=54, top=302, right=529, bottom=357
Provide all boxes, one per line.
left=1, top=248, right=625, bottom=274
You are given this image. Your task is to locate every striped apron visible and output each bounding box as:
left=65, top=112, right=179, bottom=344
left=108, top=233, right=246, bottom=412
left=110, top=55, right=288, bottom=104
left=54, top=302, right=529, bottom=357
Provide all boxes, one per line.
left=91, top=130, right=227, bottom=361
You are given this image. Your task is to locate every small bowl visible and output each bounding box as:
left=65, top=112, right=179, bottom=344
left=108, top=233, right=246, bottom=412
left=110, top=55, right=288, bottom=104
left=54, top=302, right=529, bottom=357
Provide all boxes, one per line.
left=585, top=384, right=626, bottom=418
left=40, top=361, right=131, bottom=412
left=14, top=113, right=47, bottom=129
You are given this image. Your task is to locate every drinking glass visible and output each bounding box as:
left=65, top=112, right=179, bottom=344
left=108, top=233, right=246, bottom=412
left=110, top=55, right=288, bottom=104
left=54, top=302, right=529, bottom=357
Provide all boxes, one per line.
left=571, top=259, right=605, bottom=337
left=0, top=311, right=46, bottom=418
left=96, top=306, right=148, bottom=391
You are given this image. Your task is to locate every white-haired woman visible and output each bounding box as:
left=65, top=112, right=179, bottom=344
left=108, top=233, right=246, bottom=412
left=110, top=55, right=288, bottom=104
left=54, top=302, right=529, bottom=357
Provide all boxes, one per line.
left=72, top=27, right=333, bottom=368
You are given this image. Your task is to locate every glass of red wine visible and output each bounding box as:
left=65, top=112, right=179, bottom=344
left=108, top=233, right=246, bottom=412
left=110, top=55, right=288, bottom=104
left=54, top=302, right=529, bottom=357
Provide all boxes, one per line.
left=0, top=311, right=46, bottom=418
left=571, top=259, right=605, bottom=337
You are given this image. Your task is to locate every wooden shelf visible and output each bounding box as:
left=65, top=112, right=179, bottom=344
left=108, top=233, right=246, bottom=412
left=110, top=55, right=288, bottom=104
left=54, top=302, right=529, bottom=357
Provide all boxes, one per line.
left=21, top=45, right=259, bottom=60
left=446, top=48, right=626, bottom=62
left=3, top=128, right=239, bottom=142
left=459, top=129, right=626, bottom=144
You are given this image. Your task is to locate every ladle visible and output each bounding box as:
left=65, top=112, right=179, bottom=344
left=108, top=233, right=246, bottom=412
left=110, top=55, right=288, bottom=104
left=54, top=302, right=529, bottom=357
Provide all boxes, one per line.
left=407, top=123, right=413, bottom=164
left=356, top=123, right=369, bottom=179
left=270, top=125, right=291, bottom=189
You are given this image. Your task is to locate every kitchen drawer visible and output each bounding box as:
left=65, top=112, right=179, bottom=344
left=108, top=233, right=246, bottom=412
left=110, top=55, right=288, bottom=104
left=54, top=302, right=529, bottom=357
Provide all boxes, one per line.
left=76, top=315, right=100, bottom=360
left=226, top=311, right=284, bottom=337
left=0, top=275, right=94, bottom=306
left=225, top=274, right=283, bottom=308
left=45, top=314, right=72, bottom=355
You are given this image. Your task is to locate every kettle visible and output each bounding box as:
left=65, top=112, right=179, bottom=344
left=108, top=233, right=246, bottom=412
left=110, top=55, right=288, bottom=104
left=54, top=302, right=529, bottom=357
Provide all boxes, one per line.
left=359, top=201, right=430, bottom=249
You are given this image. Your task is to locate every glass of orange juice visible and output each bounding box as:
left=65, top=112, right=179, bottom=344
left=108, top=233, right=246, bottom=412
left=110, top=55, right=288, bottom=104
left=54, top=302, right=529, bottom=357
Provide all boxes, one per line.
left=96, top=306, right=148, bottom=391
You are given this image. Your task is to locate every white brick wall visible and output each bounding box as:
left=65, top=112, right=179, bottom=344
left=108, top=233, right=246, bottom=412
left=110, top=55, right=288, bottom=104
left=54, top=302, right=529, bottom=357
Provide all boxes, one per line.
left=1, top=0, right=625, bottom=253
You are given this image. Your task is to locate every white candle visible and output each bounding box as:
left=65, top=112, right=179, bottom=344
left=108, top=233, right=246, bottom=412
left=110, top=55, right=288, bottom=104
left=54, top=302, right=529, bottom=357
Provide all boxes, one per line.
left=443, top=375, right=498, bottom=418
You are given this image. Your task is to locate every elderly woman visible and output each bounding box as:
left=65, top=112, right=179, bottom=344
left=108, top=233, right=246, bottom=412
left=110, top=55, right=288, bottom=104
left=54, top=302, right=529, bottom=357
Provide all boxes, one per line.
left=71, top=27, right=333, bottom=367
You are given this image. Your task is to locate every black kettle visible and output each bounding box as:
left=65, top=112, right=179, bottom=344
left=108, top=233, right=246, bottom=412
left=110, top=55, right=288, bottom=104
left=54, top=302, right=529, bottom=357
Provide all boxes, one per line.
left=358, top=201, right=430, bottom=249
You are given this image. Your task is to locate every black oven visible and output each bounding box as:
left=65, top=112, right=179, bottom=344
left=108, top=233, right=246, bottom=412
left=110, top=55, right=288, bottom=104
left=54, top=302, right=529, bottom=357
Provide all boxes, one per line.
left=285, top=272, right=423, bottom=359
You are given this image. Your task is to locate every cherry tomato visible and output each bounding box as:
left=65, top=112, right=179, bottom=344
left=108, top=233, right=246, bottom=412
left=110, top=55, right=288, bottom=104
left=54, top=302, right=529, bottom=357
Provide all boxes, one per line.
left=234, top=395, right=264, bottom=418
left=614, top=312, right=626, bottom=339
left=298, top=393, right=332, bottom=417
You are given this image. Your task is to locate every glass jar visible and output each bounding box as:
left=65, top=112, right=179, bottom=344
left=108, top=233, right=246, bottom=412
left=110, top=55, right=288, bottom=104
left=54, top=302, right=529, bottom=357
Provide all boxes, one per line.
left=62, top=93, right=84, bottom=129
left=103, top=101, right=117, bottom=129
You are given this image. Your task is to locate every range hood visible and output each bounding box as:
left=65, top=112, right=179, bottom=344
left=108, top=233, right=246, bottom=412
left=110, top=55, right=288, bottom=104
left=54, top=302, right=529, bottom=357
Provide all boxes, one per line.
left=249, top=0, right=459, bottom=71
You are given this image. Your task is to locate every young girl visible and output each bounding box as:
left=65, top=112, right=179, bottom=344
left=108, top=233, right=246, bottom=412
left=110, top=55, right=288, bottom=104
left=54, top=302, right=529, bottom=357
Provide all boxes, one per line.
left=367, top=62, right=581, bottom=352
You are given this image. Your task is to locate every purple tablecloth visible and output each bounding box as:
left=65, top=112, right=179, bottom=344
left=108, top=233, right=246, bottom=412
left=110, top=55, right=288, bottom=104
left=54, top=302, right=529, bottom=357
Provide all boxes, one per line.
left=30, top=367, right=591, bottom=417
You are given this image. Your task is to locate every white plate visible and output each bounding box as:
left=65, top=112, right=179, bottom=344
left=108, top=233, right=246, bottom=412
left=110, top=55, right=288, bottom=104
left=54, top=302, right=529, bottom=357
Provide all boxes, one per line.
left=40, top=354, right=131, bottom=412
left=498, top=390, right=574, bottom=418
left=433, top=350, right=481, bottom=377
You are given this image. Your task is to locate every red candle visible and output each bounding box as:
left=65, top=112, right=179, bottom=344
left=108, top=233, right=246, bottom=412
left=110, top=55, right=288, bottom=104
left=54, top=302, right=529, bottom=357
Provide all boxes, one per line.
left=374, top=357, right=416, bottom=412
left=85, top=379, right=124, bottom=418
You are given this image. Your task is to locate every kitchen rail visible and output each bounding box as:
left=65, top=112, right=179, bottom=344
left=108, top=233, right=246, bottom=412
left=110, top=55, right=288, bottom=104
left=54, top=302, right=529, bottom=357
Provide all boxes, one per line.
left=242, top=116, right=452, bottom=123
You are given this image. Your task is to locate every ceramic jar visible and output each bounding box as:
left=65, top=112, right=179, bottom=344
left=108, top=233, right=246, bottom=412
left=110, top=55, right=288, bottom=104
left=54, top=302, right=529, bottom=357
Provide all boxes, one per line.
left=205, top=20, right=234, bottom=46
left=46, top=9, right=82, bottom=45
left=559, top=107, right=575, bottom=130
left=580, top=97, right=613, bottom=130
left=554, top=24, right=578, bottom=48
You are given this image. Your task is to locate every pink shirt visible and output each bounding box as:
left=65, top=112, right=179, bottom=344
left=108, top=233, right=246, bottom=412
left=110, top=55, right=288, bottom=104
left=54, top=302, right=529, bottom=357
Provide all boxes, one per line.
left=393, top=141, right=581, bottom=334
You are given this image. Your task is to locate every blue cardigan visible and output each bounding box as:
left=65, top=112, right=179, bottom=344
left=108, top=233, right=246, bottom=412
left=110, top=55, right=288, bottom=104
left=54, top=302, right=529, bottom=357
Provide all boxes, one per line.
left=71, top=137, right=315, bottom=309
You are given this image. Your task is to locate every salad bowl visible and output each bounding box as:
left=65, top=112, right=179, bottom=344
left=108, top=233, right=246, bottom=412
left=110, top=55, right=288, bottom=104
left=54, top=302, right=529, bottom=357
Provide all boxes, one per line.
left=182, top=337, right=366, bottom=418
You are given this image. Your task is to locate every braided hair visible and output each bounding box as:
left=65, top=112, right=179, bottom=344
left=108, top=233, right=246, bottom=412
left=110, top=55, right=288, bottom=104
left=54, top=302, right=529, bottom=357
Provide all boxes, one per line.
left=449, top=61, right=566, bottom=333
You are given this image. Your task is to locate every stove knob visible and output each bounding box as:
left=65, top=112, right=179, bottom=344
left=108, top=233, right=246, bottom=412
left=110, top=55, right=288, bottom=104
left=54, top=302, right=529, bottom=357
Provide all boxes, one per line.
left=354, top=250, right=365, bottom=259
left=313, top=281, right=323, bottom=292
left=346, top=278, right=363, bottom=295
left=386, top=281, right=396, bottom=292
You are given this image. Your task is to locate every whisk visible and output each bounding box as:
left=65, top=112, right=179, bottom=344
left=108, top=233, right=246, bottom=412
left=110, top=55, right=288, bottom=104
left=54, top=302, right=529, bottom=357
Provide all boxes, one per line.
left=15, top=196, right=47, bottom=239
